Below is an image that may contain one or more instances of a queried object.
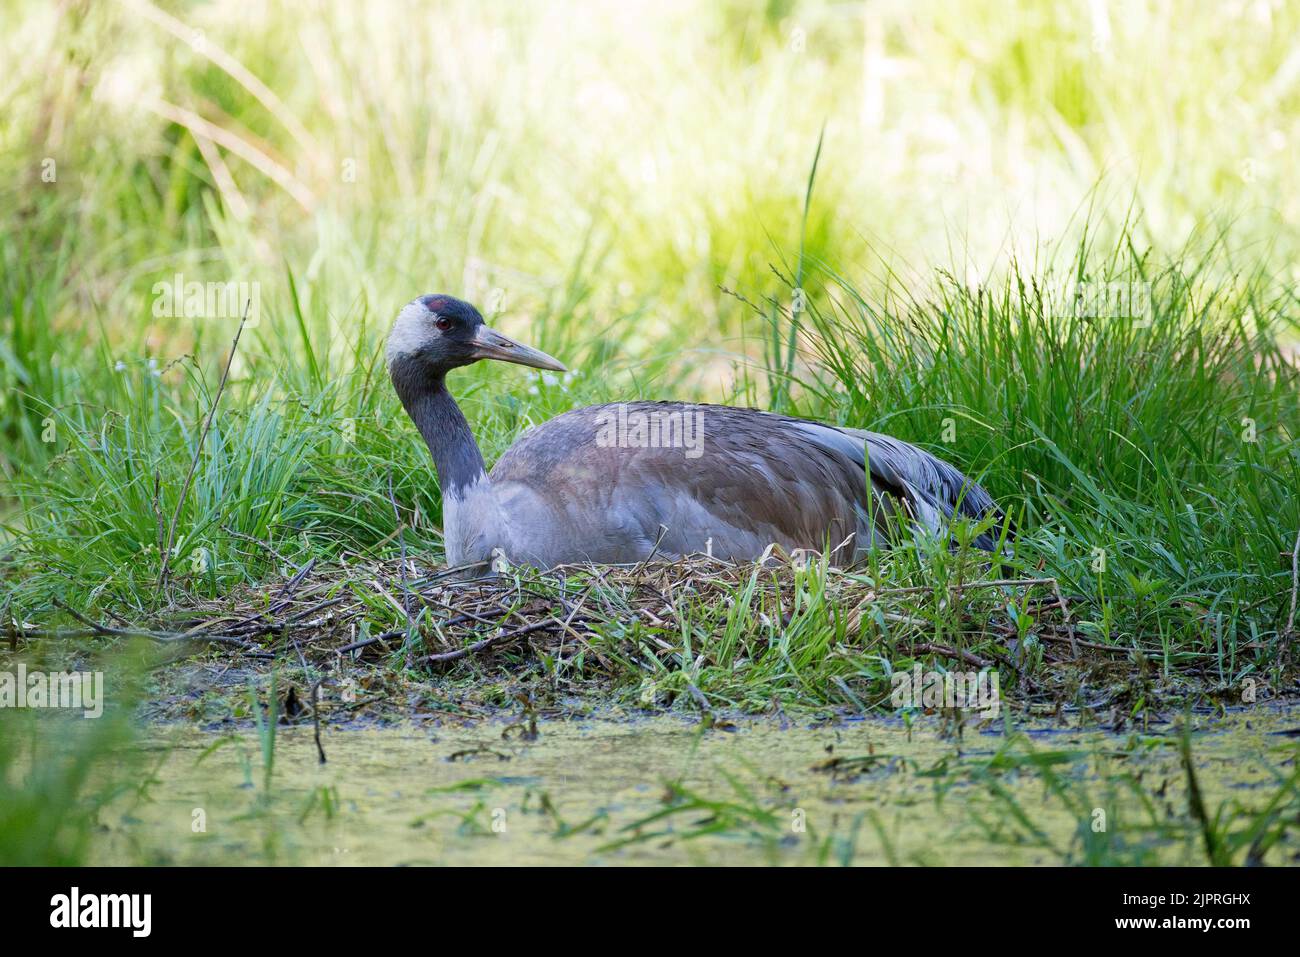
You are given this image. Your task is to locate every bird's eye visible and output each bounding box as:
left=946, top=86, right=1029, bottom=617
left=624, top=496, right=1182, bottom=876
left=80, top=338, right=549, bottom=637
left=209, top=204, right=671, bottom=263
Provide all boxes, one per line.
left=434, top=316, right=452, bottom=332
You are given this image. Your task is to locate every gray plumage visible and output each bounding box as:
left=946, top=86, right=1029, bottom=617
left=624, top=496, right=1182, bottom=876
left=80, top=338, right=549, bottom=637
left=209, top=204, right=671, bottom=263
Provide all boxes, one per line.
left=388, top=295, right=1006, bottom=571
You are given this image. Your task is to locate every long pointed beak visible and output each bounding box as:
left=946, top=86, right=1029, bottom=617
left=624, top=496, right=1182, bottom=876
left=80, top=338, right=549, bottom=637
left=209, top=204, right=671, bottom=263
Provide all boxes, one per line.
left=469, top=326, right=567, bottom=373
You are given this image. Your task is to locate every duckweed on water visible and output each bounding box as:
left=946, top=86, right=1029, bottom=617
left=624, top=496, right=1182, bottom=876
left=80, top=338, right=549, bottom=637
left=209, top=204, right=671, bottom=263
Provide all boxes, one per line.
left=69, top=709, right=1300, bottom=866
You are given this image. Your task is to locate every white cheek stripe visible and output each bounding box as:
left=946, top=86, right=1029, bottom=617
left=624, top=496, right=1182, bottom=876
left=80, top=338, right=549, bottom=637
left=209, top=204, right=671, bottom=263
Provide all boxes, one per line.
left=386, top=303, right=432, bottom=362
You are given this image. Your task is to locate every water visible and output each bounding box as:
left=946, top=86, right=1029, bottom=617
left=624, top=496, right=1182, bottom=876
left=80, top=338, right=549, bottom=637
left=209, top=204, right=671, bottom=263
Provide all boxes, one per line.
left=92, top=708, right=1300, bottom=865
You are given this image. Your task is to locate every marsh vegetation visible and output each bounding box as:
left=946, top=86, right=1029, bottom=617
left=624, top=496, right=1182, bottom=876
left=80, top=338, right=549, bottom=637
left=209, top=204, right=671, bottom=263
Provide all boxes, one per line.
left=1, top=0, right=1298, bottom=865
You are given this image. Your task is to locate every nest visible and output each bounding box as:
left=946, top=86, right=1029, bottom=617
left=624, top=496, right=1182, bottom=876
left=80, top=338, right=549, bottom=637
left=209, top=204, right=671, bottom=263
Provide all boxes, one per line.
left=113, top=553, right=1096, bottom=674
left=30, top=552, right=1248, bottom=723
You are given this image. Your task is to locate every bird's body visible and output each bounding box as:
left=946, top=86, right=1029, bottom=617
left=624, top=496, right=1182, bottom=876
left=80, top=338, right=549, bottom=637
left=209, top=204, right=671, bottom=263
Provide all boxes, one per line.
left=388, top=295, right=1005, bottom=572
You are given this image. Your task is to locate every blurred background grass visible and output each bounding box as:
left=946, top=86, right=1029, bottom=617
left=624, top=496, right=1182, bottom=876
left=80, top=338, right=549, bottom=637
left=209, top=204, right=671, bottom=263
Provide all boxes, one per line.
left=5, top=0, right=1298, bottom=367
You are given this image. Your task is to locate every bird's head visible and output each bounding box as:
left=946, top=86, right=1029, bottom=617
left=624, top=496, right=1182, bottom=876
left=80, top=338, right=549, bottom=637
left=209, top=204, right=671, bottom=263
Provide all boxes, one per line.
left=386, top=294, right=566, bottom=381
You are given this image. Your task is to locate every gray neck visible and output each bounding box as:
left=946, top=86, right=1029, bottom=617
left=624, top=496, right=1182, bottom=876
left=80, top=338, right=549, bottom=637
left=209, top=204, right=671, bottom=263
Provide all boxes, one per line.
left=400, top=375, right=489, bottom=496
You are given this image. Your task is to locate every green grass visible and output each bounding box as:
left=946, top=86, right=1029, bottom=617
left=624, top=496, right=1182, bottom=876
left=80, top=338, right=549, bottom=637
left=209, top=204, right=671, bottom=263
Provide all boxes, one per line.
left=4, top=233, right=1297, bottom=711
left=0, top=712, right=137, bottom=865
left=785, top=238, right=1300, bottom=684
left=0, top=648, right=149, bottom=866
left=1, top=0, right=1298, bottom=710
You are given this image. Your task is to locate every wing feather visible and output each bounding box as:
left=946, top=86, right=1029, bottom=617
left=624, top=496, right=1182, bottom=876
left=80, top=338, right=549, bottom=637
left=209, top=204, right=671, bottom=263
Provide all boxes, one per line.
left=489, top=401, right=1004, bottom=563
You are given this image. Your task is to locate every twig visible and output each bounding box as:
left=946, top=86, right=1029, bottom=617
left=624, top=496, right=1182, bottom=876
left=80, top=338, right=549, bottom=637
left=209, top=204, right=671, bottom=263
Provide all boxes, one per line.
left=52, top=598, right=156, bottom=638
left=311, top=679, right=326, bottom=764
left=290, top=636, right=327, bottom=765
left=905, top=641, right=993, bottom=670
left=420, top=619, right=556, bottom=664
left=1048, top=578, right=1080, bottom=658
left=51, top=598, right=255, bottom=648
left=227, top=598, right=351, bottom=639
left=159, top=300, right=251, bottom=592
left=335, top=629, right=405, bottom=654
